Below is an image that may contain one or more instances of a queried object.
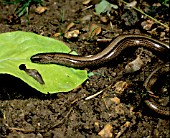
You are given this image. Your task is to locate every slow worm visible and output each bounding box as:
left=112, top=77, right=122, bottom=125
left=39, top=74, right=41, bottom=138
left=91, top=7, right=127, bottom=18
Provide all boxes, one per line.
left=144, top=64, right=169, bottom=116
left=31, top=34, right=170, bottom=115
left=31, top=35, right=169, bottom=68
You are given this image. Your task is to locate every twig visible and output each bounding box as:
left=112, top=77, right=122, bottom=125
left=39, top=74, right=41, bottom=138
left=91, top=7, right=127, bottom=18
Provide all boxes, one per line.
left=8, top=127, right=34, bottom=133
left=51, top=107, right=73, bottom=129
left=115, top=121, right=131, bottom=138
left=85, top=89, right=105, bottom=100
left=85, top=85, right=112, bottom=100
left=82, top=5, right=93, bottom=11
left=97, top=38, right=112, bottom=42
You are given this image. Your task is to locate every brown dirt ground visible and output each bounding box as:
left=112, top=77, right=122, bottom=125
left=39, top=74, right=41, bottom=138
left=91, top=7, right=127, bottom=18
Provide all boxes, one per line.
left=0, top=0, right=169, bottom=138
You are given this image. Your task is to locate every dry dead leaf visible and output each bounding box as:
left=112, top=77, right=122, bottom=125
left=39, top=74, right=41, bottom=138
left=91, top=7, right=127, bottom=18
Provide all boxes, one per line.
left=115, top=104, right=125, bottom=115
left=124, top=55, right=144, bottom=73
left=141, top=20, right=154, bottom=30
left=35, top=6, right=48, bottom=14
left=64, top=30, right=79, bottom=39
left=81, top=15, right=93, bottom=22
left=160, top=32, right=165, bottom=38
left=65, top=22, right=75, bottom=32
left=94, top=121, right=100, bottom=130
left=124, top=121, right=130, bottom=127
left=53, top=32, right=61, bottom=37
left=125, top=1, right=137, bottom=8
left=112, top=81, right=128, bottom=94
left=89, top=23, right=101, bottom=37
left=82, top=0, right=91, bottom=5
left=95, top=121, right=99, bottom=127
left=103, top=98, right=114, bottom=109
left=110, top=97, right=120, bottom=104
left=104, top=97, right=120, bottom=110
left=100, top=16, right=108, bottom=23
left=98, top=124, right=113, bottom=138
left=165, top=27, right=169, bottom=33
left=129, top=106, right=134, bottom=115
left=148, top=28, right=158, bottom=36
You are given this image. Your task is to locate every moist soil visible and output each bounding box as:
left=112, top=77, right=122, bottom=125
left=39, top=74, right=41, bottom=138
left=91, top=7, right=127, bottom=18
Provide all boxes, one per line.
left=0, top=0, right=169, bottom=138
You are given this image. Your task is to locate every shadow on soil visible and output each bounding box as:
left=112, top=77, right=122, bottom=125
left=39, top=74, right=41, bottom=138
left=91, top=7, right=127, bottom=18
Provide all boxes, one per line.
left=0, top=74, right=58, bottom=100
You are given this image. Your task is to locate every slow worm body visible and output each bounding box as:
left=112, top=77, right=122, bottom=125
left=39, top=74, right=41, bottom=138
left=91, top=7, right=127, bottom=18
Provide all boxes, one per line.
left=145, top=99, right=169, bottom=116
left=31, top=35, right=169, bottom=68
left=144, top=64, right=169, bottom=116
left=31, top=34, right=170, bottom=115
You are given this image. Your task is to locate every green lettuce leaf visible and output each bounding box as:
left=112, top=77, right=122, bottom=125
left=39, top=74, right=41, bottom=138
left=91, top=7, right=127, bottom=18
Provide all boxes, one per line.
left=95, top=0, right=118, bottom=15
left=0, top=31, right=87, bottom=94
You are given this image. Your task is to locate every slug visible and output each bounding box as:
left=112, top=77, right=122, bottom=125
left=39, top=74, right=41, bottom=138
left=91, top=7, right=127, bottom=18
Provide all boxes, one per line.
left=19, top=64, right=45, bottom=85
